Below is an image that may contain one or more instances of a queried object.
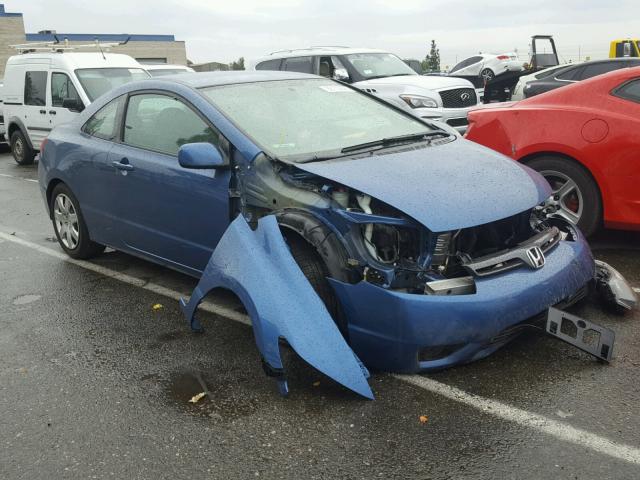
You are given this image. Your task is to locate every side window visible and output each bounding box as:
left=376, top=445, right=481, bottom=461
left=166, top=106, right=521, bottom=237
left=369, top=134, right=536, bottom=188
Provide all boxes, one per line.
left=613, top=79, right=640, bottom=103
left=579, top=62, right=620, bottom=80
left=24, top=71, right=48, bottom=106
left=256, top=59, right=282, bottom=71
left=282, top=56, right=314, bottom=74
left=51, top=72, right=81, bottom=108
left=123, top=93, right=224, bottom=157
left=450, top=57, right=480, bottom=73
left=555, top=66, right=581, bottom=81
left=82, top=95, right=125, bottom=140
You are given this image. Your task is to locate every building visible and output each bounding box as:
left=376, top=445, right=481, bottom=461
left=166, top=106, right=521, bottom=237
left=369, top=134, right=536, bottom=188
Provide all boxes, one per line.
left=191, top=61, right=230, bottom=72
left=0, top=3, right=187, bottom=78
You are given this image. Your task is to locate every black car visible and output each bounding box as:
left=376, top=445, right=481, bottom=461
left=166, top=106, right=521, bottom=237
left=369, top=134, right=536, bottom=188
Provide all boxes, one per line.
left=523, top=58, right=640, bottom=98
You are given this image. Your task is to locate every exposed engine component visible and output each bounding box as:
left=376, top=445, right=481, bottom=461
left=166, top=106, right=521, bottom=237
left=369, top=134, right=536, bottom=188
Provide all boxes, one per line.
left=356, top=194, right=378, bottom=261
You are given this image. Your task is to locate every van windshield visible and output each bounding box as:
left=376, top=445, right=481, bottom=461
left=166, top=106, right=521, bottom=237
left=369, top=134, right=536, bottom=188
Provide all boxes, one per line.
left=75, top=68, right=150, bottom=101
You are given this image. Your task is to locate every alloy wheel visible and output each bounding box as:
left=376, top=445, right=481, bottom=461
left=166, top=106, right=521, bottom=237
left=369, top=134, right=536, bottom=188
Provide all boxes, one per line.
left=53, top=193, right=80, bottom=250
left=539, top=170, right=584, bottom=225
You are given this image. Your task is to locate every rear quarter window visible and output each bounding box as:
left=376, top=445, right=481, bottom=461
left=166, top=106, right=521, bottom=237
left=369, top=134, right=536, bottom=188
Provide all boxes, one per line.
left=256, top=59, right=282, bottom=71
left=613, top=79, right=640, bottom=103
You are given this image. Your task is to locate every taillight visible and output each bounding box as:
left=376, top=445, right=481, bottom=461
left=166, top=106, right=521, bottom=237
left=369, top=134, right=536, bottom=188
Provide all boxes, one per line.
left=497, top=55, right=510, bottom=61
left=40, top=138, right=48, bottom=154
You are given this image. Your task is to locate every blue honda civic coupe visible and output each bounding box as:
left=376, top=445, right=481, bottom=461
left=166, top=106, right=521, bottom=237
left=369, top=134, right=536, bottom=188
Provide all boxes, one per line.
left=38, top=71, right=633, bottom=398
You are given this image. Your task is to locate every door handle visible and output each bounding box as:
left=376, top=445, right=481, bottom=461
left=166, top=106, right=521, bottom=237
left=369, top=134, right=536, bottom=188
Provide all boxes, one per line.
left=39, top=110, right=47, bottom=114
left=112, top=159, right=134, bottom=171
left=49, top=110, right=57, bottom=115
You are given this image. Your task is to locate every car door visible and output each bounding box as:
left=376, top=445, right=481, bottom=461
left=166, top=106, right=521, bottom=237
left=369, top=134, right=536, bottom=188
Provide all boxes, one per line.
left=23, top=70, right=52, bottom=147
left=109, top=91, right=232, bottom=275
left=72, top=95, right=127, bottom=246
left=49, top=71, right=85, bottom=126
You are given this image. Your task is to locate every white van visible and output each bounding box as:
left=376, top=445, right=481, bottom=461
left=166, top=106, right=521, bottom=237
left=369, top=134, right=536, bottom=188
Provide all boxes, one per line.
left=4, top=52, right=150, bottom=165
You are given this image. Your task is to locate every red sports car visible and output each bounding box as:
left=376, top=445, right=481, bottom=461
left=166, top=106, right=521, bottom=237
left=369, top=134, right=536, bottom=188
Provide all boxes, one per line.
left=466, top=66, right=640, bottom=236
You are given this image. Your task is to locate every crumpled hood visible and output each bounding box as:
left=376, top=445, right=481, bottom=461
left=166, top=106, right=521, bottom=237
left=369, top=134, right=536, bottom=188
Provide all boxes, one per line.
left=295, top=139, right=551, bottom=232
left=355, top=74, right=474, bottom=91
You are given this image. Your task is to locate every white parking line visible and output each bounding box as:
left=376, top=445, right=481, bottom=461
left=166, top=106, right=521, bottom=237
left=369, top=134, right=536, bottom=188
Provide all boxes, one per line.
left=0, top=231, right=249, bottom=325
left=0, top=172, right=39, bottom=183
left=398, top=375, right=640, bottom=465
left=1, top=230, right=640, bottom=465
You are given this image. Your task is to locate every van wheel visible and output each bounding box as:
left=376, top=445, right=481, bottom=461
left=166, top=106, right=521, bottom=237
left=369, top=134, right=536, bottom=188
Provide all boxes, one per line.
left=50, top=183, right=105, bottom=259
left=10, top=130, right=36, bottom=166
left=286, top=234, right=349, bottom=338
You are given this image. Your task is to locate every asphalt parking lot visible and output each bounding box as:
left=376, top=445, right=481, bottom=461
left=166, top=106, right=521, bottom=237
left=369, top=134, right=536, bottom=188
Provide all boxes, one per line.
left=1, top=151, right=640, bottom=479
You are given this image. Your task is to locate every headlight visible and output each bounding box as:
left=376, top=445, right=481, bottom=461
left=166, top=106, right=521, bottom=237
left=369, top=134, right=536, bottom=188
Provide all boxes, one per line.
left=400, top=94, right=438, bottom=109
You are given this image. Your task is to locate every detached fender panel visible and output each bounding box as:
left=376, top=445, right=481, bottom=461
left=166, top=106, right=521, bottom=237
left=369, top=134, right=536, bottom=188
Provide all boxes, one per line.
left=180, top=214, right=373, bottom=399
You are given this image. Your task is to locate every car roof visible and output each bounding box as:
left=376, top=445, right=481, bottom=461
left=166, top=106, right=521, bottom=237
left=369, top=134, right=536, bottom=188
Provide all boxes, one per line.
left=248, top=47, right=390, bottom=67
left=7, top=52, right=143, bottom=70
left=153, top=70, right=320, bottom=89
left=145, top=64, right=192, bottom=71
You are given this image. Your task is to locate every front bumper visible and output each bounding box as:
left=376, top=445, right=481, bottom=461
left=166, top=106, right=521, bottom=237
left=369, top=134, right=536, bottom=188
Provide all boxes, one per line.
left=330, top=235, right=595, bottom=372
left=413, top=106, right=476, bottom=133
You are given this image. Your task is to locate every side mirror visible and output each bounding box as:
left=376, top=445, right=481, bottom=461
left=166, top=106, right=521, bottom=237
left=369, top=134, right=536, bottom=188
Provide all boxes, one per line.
left=62, top=98, right=84, bottom=112
left=178, top=142, right=226, bottom=170
left=333, top=68, right=350, bottom=82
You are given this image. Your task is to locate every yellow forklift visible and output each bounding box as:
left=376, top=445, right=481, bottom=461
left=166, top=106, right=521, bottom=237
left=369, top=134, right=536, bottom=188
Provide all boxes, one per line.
left=610, top=39, right=640, bottom=58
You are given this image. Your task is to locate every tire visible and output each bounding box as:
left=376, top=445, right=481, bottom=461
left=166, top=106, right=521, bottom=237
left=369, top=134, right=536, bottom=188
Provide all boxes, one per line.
left=525, top=155, right=601, bottom=237
left=10, top=130, right=36, bottom=166
left=480, top=68, right=495, bottom=83
left=50, top=183, right=105, bottom=259
left=286, top=234, right=348, bottom=338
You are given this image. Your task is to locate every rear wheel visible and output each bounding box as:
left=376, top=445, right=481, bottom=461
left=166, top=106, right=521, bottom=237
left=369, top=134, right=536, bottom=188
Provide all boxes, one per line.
left=286, top=234, right=348, bottom=337
left=480, top=68, right=495, bottom=83
left=50, top=183, right=105, bottom=259
left=10, top=130, right=36, bottom=166
left=525, top=155, right=601, bottom=237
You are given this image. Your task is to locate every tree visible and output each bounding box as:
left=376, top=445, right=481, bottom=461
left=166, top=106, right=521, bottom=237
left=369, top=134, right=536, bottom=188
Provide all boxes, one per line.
left=229, top=57, right=245, bottom=71
left=421, top=40, right=441, bottom=73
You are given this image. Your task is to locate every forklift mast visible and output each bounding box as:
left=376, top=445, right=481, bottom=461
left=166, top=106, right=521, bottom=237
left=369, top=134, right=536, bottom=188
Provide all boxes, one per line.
left=530, top=35, right=559, bottom=71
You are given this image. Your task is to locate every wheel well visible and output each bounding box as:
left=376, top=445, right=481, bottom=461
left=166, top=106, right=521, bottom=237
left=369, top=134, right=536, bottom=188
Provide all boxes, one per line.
left=45, top=179, right=64, bottom=218
left=520, top=151, right=604, bottom=212
left=275, top=210, right=354, bottom=284
left=7, top=122, right=21, bottom=140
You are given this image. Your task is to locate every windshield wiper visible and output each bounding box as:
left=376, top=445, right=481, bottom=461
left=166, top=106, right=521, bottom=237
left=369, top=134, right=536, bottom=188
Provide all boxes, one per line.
left=340, top=131, right=450, bottom=154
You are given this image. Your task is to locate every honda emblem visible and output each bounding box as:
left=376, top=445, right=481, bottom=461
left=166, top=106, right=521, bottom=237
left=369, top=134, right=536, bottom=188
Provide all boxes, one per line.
left=525, top=246, right=545, bottom=269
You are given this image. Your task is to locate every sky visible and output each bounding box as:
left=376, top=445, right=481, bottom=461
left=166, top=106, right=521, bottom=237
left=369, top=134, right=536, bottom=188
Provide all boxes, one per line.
left=10, top=0, right=640, bottom=68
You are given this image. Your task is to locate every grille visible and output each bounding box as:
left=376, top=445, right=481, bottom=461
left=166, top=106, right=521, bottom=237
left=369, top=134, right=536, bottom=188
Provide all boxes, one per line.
left=446, top=117, right=468, bottom=127
left=439, top=88, right=477, bottom=108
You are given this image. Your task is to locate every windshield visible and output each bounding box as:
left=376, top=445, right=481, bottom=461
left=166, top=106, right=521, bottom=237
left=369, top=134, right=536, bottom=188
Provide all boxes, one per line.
left=202, top=79, right=434, bottom=162
left=75, top=68, right=150, bottom=101
left=344, top=53, right=417, bottom=80
left=148, top=69, right=189, bottom=77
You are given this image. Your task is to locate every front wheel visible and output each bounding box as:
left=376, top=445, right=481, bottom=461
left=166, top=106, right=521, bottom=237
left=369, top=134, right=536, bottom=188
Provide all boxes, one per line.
left=286, top=234, right=348, bottom=338
left=525, top=156, right=602, bottom=237
left=50, top=183, right=105, bottom=259
left=10, top=130, right=36, bottom=166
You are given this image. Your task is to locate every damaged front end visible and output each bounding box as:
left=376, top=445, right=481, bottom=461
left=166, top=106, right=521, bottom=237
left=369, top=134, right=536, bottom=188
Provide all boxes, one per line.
left=180, top=147, right=636, bottom=398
